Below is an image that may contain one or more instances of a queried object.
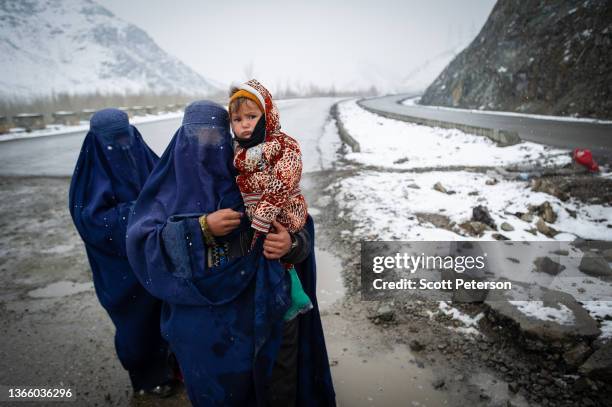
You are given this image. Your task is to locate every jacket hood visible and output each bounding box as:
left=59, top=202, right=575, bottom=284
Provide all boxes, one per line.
left=230, top=79, right=281, bottom=137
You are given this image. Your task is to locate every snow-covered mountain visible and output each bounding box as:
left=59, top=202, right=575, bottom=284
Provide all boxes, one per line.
left=0, top=0, right=217, bottom=99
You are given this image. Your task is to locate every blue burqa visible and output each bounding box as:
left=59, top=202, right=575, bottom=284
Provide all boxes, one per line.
left=125, top=100, right=335, bottom=406
left=69, top=108, right=172, bottom=390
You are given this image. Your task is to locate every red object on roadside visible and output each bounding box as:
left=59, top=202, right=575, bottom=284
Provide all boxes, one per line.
left=573, top=148, right=599, bottom=172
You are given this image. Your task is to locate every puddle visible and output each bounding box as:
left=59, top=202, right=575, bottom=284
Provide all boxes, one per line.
left=468, top=372, right=529, bottom=407
left=326, top=336, right=449, bottom=406
left=315, top=248, right=346, bottom=310
left=27, top=281, right=93, bottom=298
left=0, top=291, right=20, bottom=303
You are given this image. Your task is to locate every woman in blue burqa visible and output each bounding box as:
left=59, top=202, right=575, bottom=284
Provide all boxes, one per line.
left=125, top=100, right=336, bottom=406
left=69, top=108, right=177, bottom=397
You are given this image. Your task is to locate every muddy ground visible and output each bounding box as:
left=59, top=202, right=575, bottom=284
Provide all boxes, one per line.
left=0, top=173, right=610, bottom=406
left=309, top=164, right=612, bottom=407
left=0, top=176, right=188, bottom=406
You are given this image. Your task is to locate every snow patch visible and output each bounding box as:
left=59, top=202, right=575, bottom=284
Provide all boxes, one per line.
left=583, top=301, right=612, bottom=339
left=332, top=170, right=612, bottom=242
left=439, top=301, right=484, bottom=327
left=509, top=300, right=576, bottom=325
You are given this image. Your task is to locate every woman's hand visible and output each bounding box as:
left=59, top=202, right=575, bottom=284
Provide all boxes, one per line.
left=263, top=220, right=292, bottom=259
left=206, top=209, right=242, bottom=236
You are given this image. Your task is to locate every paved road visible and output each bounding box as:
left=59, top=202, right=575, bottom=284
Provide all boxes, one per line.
left=360, top=94, right=612, bottom=161
left=0, top=118, right=182, bottom=176
left=0, top=98, right=342, bottom=176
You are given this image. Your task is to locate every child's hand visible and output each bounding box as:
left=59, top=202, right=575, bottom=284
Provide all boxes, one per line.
left=263, top=221, right=291, bottom=259
left=206, top=209, right=242, bottom=236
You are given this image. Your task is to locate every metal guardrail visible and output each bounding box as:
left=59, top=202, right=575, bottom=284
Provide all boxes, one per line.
left=357, top=99, right=522, bottom=147
left=1, top=105, right=184, bottom=135
left=12, top=113, right=45, bottom=132
left=52, top=111, right=80, bottom=126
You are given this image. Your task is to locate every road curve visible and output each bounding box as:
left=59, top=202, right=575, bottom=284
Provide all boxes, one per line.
left=360, top=94, right=612, bottom=161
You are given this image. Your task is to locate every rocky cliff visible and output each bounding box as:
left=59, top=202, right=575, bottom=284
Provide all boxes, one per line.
left=419, top=0, right=612, bottom=119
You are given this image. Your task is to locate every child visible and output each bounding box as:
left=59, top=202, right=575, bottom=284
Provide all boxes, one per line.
left=229, top=79, right=312, bottom=321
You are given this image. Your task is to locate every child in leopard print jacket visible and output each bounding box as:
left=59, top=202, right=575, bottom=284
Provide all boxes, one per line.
left=229, top=79, right=311, bottom=321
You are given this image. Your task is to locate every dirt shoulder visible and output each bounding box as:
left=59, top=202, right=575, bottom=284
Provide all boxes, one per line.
left=0, top=176, right=189, bottom=406
left=309, top=109, right=612, bottom=407
left=311, top=162, right=612, bottom=406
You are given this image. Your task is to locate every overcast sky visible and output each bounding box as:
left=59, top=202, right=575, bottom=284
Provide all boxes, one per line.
left=97, top=0, right=496, bottom=92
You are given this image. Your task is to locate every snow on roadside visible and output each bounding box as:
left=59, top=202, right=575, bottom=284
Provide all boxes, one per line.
left=332, top=98, right=611, bottom=242
left=337, top=99, right=572, bottom=170
left=330, top=170, right=612, bottom=241
left=334, top=98, right=612, bottom=336
left=330, top=168, right=612, bottom=303
left=317, top=118, right=344, bottom=172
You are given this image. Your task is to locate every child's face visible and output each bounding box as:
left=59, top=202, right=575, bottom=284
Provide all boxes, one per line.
left=231, top=100, right=263, bottom=140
